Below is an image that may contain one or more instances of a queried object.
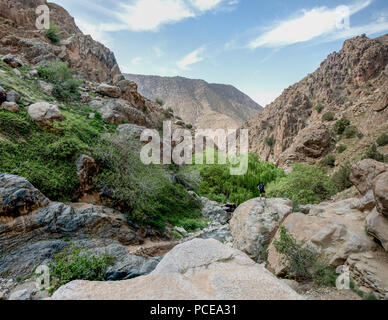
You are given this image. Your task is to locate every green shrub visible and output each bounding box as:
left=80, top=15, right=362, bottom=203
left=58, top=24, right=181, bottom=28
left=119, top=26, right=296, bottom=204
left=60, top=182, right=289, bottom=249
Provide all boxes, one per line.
left=37, top=62, right=80, bottom=101
left=331, top=161, right=352, bottom=192
left=267, top=163, right=336, bottom=205
left=93, top=134, right=201, bottom=230
left=337, top=145, right=347, bottom=153
left=320, top=154, right=336, bottom=167
left=363, top=144, right=384, bottom=162
left=264, top=136, right=275, bottom=147
left=45, top=23, right=60, bottom=44
left=334, top=118, right=351, bottom=135
left=185, top=124, right=193, bottom=129
left=322, top=112, right=335, bottom=122
left=155, top=98, right=164, bottom=106
left=376, top=133, right=388, bottom=146
left=343, top=125, right=358, bottom=138
left=49, top=246, right=114, bottom=293
left=314, top=103, right=323, bottom=113
left=195, top=152, right=285, bottom=205
left=273, top=227, right=336, bottom=286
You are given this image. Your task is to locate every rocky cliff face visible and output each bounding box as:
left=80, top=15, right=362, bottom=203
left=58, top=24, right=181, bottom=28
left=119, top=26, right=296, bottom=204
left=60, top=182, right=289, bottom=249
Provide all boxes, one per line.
left=243, top=34, right=388, bottom=167
left=0, top=0, right=120, bottom=83
left=124, top=74, right=263, bottom=130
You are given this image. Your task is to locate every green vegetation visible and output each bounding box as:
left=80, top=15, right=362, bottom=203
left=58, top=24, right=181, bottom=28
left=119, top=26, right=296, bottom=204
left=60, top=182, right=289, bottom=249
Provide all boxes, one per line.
left=333, top=117, right=351, bottom=135
left=322, top=111, right=335, bottom=122
left=45, top=23, right=60, bottom=44
left=49, top=245, right=114, bottom=294
left=267, top=163, right=336, bottom=205
left=93, top=134, right=202, bottom=230
left=320, top=154, right=336, bottom=167
left=194, top=152, right=285, bottom=205
left=343, top=125, right=358, bottom=138
left=37, top=61, right=81, bottom=101
left=273, top=227, right=337, bottom=286
left=337, top=144, right=347, bottom=153
left=155, top=97, right=164, bottom=106
left=264, top=136, right=275, bottom=147
left=363, top=144, right=385, bottom=163
left=331, top=161, right=352, bottom=192
left=314, top=103, right=323, bottom=113
left=376, top=133, right=388, bottom=146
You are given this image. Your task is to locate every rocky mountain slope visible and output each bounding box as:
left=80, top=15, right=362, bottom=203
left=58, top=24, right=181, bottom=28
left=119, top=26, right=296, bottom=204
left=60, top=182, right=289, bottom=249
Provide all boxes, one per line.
left=243, top=34, right=388, bottom=168
left=124, top=74, right=263, bottom=130
left=0, top=0, right=120, bottom=83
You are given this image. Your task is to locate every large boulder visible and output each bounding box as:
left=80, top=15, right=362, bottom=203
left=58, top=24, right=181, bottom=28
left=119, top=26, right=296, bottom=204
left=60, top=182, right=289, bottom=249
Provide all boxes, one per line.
left=350, top=159, right=388, bottom=195
left=99, top=99, right=147, bottom=125
left=267, top=199, right=376, bottom=275
left=230, top=198, right=294, bottom=261
left=96, top=83, right=121, bottom=98
left=6, top=90, right=20, bottom=103
left=51, top=239, right=303, bottom=300
left=27, top=102, right=63, bottom=124
left=366, top=208, right=388, bottom=251
left=200, top=197, right=230, bottom=225
left=0, top=201, right=143, bottom=255
left=374, top=172, right=388, bottom=218
left=0, top=173, right=49, bottom=217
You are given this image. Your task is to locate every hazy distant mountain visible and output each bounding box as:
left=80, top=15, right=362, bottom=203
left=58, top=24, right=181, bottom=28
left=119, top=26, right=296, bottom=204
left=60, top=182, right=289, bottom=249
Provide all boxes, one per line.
left=124, top=74, right=263, bottom=130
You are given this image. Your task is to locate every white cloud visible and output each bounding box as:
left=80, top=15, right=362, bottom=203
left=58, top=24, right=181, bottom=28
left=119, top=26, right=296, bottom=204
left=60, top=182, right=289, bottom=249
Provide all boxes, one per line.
left=98, top=0, right=232, bottom=32
left=177, top=47, right=206, bottom=70
left=248, top=0, right=374, bottom=49
left=190, top=0, right=222, bottom=11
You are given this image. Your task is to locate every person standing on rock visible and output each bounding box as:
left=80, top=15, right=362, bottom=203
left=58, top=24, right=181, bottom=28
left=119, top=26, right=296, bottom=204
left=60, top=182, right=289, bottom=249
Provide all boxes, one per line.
left=258, top=182, right=266, bottom=199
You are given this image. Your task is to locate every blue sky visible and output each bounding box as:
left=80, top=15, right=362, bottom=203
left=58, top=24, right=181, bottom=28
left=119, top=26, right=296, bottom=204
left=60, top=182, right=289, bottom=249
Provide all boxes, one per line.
left=52, top=0, right=388, bottom=106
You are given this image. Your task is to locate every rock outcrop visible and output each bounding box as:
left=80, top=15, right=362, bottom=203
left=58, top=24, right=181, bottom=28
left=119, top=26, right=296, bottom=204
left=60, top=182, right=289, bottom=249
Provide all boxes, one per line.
left=350, top=159, right=388, bottom=195
left=51, top=239, right=303, bottom=300
left=0, top=0, right=120, bottom=83
left=242, top=35, right=388, bottom=167
left=230, top=198, right=293, bottom=261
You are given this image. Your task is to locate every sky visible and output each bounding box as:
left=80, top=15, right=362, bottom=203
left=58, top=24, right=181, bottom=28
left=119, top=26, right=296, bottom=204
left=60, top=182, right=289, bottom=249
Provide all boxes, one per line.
left=52, top=0, right=388, bottom=106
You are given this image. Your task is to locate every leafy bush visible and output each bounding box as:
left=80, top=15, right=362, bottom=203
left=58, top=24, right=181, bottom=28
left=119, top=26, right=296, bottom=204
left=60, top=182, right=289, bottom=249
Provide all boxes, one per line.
left=376, top=133, right=388, bottom=147
left=264, top=136, right=275, bottom=147
left=343, top=125, right=358, bottom=138
left=337, top=145, right=347, bottom=153
left=320, top=154, right=336, bottom=167
left=322, top=112, right=335, bottom=122
left=155, top=97, right=164, bottom=106
left=93, top=134, right=201, bottom=230
left=267, top=163, right=336, bottom=205
left=195, top=152, right=285, bottom=205
left=49, top=246, right=114, bottom=293
left=334, top=118, right=350, bottom=135
left=314, top=103, right=323, bottom=113
left=273, top=227, right=337, bottom=286
left=37, top=61, right=81, bottom=101
left=45, top=23, right=60, bottom=44
left=331, top=161, right=352, bottom=192
left=363, top=144, right=385, bottom=162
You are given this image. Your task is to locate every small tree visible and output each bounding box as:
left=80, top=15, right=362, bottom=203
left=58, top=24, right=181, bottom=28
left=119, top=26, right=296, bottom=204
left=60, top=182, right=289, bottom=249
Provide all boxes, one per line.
left=334, top=118, right=350, bottom=135
left=376, top=133, right=388, bottom=147
left=322, top=112, right=335, bottom=122
left=320, top=154, right=336, bottom=167
left=45, top=23, right=60, bottom=44
left=264, top=136, right=275, bottom=147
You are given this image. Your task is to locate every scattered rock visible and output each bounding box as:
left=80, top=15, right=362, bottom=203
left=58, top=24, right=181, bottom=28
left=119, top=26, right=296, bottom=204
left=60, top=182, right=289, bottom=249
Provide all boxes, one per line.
left=38, top=80, right=54, bottom=95
left=366, top=208, right=388, bottom=251
left=99, top=98, right=148, bottom=125
left=51, top=239, right=303, bottom=300
left=12, top=68, right=21, bottom=77
left=8, top=289, right=31, bottom=301
left=0, top=86, right=6, bottom=103
left=2, top=54, right=23, bottom=68
left=96, top=83, right=121, bottom=98
left=374, top=172, right=388, bottom=217
left=0, top=101, right=20, bottom=113
left=27, top=102, right=63, bottom=124
left=200, top=197, right=231, bottom=225
left=74, top=155, right=98, bottom=199
left=112, top=74, right=125, bottom=86
left=0, top=173, right=49, bottom=217
left=230, top=198, right=294, bottom=261
left=116, top=123, right=147, bottom=140
left=6, top=90, right=20, bottom=103
left=174, top=226, right=188, bottom=237
left=350, top=159, right=388, bottom=195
